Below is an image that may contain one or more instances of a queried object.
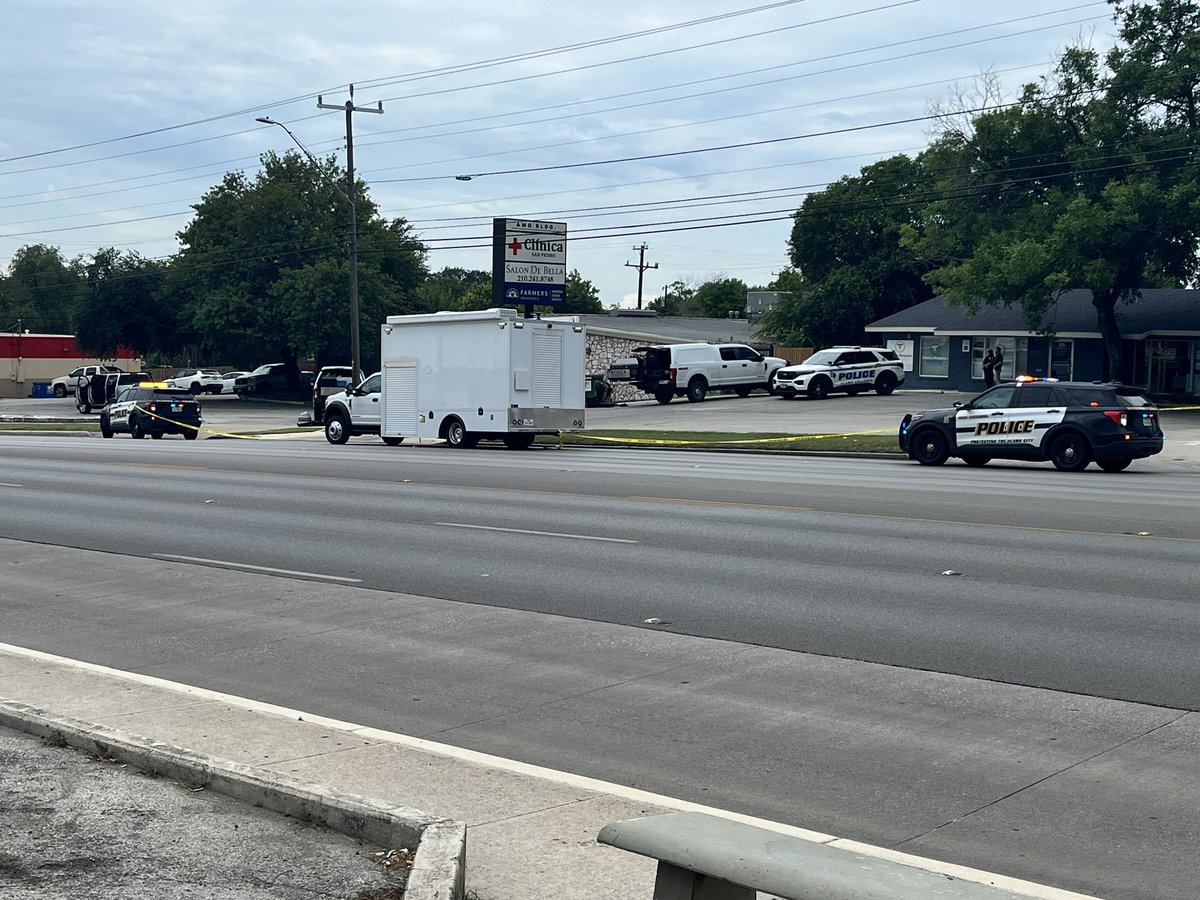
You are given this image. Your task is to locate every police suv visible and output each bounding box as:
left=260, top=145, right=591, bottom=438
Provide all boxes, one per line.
left=771, top=347, right=904, bottom=400
left=899, top=378, right=1164, bottom=472
left=99, top=384, right=203, bottom=440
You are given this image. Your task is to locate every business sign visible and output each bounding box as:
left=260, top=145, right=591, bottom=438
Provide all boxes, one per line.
left=492, top=218, right=567, bottom=307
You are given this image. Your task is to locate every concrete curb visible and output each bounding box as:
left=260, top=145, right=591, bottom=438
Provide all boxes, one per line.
left=0, top=699, right=466, bottom=900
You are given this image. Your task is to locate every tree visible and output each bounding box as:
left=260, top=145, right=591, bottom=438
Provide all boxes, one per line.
left=561, top=269, right=603, bottom=313
left=173, top=151, right=427, bottom=378
left=693, top=277, right=748, bottom=318
left=73, top=248, right=177, bottom=357
left=905, top=0, right=1200, bottom=377
left=774, top=154, right=935, bottom=347
left=416, top=267, right=491, bottom=311
left=0, top=244, right=80, bottom=333
left=648, top=279, right=700, bottom=316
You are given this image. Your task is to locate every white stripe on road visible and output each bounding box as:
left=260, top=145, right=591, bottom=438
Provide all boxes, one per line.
left=435, top=522, right=637, bottom=544
left=0, top=482, right=23, bottom=487
left=152, top=553, right=362, bottom=583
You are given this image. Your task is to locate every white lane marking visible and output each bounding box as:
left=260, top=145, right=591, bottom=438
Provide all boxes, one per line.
left=0, top=641, right=1096, bottom=900
left=435, top=522, right=637, bottom=544
left=0, top=482, right=23, bottom=487
left=152, top=553, right=362, bottom=583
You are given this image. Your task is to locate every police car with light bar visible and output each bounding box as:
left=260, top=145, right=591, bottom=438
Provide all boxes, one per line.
left=899, top=378, right=1164, bottom=472
left=99, top=383, right=203, bottom=440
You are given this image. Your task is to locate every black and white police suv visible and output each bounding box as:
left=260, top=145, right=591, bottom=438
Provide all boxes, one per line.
left=899, top=378, right=1164, bottom=472
left=771, top=347, right=904, bottom=400
left=99, top=383, right=203, bottom=440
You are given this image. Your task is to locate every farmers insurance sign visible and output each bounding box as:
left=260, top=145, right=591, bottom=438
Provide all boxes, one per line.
left=492, top=218, right=567, bottom=306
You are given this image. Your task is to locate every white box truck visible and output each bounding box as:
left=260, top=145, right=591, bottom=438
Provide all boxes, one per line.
left=379, top=308, right=586, bottom=449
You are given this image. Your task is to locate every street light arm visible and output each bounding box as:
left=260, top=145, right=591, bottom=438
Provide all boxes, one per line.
left=255, top=116, right=351, bottom=204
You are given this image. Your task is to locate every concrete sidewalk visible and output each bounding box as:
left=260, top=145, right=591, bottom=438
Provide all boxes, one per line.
left=0, top=645, right=1097, bottom=900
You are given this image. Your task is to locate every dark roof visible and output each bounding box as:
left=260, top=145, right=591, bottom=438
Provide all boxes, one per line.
left=866, top=289, right=1200, bottom=338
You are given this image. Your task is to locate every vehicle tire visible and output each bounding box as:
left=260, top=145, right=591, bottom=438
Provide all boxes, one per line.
left=1097, top=456, right=1132, bottom=473
left=963, top=455, right=990, bottom=467
left=875, top=372, right=898, bottom=396
left=780, top=393, right=797, bottom=400
left=1049, top=432, right=1092, bottom=472
left=129, top=417, right=145, bottom=440
left=686, top=378, right=707, bottom=403
left=734, top=385, right=753, bottom=398
left=100, top=416, right=113, bottom=439
left=77, top=400, right=91, bottom=414
left=503, top=433, right=536, bottom=450
left=150, top=432, right=163, bottom=440
left=189, top=382, right=202, bottom=394
left=766, top=369, right=780, bottom=395
left=444, top=418, right=470, bottom=448
left=53, top=384, right=67, bottom=398
left=236, top=391, right=250, bottom=402
left=382, top=436, right=404, bottom=446
left=183, top=429, right=198, bottom=441
left=324, top=412, right=351, bottom=445
left=654, top=389, right=674, bottom=404
left=845, top=386, right=863, bottom=396
left=807, top=377, right=830, bottom=400
left=911, top=428, right=950, bottom=466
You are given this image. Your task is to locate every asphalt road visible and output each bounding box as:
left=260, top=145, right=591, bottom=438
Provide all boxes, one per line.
left=2, top=429, right=1200, bottom=898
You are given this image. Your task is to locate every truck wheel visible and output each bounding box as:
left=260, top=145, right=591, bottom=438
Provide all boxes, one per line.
left=686, top=378, right=707, bottom=403
left=654, top=389, right=673, bottom=404
left=875, top=372, right=897, bottom=396
left=963, top=455, right=990, bottom=467
left=381, top=436, right=404, bottom=446
left=503, top=433, right=536, bottom=450
left=324, top=412, right=351, bottom=445
left=129, top=417, right=145, bottom=440
left=183, top=429, right=199, bottom=441
left=911, top=428, right=949, bottom=466
left=766, top=369, right=780, bottom=395
left=150, top=432, right=163, bottom=440
left=100, top=416, right=113, bottom=439
left=53, top=384, right=67, bottom=398
left=734, top=385, right=752, bottom=397
left=77, top=400, right=91, bottom=414
left=1049, top=432, right=1091, bottom=472
left=1097, top=457, right=1132, bottom=472
left=444, top=418, right=471, bottom=448
left=807, top=378, right=830, bottom=400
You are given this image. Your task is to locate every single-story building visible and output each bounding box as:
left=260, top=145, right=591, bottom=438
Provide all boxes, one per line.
left=1, top=332, right=142, bottom=399
left=865, top=289, right=1200, bottom=397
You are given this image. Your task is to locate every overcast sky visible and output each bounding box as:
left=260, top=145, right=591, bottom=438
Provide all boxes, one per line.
left=1, top=0, right=1118, bottom=310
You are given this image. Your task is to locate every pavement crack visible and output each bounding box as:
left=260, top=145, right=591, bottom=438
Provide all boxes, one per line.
left=894, top=710, right=1193, bottom=849
left=470, top=796, right=599, bottom=829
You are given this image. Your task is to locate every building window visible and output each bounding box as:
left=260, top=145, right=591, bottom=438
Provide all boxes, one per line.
left=920, top=336, right=949, bottom=378
left=971, top=337, right=1028, bottom=379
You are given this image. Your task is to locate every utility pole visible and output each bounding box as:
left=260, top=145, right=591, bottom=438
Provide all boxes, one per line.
left=624, top=243, right=658, bottom=310
left=318, top=84, right=383, bottom=381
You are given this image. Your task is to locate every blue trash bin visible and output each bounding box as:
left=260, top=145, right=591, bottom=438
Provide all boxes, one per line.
left=30, top=382, right=52, bottom=398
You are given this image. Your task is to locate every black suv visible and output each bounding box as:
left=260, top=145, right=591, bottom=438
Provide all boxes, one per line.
left=900, top=379, right=1164, bottom=472
left=100, top=385, right=203, bottom=440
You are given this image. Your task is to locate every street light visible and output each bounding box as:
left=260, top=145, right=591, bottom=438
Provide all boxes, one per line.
left=255, top=115, right=362, bottom=382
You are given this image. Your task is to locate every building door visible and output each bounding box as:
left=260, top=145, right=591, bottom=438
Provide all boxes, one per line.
left=1050, top=340, right=1073, bottom=380
left=1146, top=340, right=1191, bottom=395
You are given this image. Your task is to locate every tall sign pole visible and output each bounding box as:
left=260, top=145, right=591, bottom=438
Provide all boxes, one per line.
left=318, top=84, right=382, bottom=380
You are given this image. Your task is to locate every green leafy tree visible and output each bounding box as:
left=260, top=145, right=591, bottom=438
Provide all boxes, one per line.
left=775, top=154, right=934, bottom=347
left=73, top=248, right=176, bottom=357
left=172, top=151, right=427, bottom=378
left=0, top=244, right=81, bottom=333
left=648, top=279, right=699, bottom=316
left=905, top=0, right=1200, bottom=377
left=417, top=267, right=491, bottom=311
left=561, top=269, right=603, bottom=313
left=693, top=277, right=748, bottom=318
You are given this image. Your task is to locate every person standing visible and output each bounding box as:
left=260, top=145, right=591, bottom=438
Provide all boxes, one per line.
left=993, top=345, right=1005, bottom=382
left=982, top=349, right=996, bottom=388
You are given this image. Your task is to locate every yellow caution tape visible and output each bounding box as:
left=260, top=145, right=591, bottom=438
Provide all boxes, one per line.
left=129, top=405, right=304, bottom=440
left=559, top=428, right=895, bottom=446
left=1158, top=405, right=1200, bottom=412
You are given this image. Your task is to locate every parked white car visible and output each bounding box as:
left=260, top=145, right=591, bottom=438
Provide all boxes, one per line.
left=771, top=347, right=905, bottom=400
left=50, top=365, right=123, bottom=398
left=166, top=368, right=225, bottom=394
left=219, top=371, right=249, bottom=394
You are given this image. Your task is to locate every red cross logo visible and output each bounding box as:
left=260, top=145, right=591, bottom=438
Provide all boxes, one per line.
left=507, top=237, right=523, bottom=256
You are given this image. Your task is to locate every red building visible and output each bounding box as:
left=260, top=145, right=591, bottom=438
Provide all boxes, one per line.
left=1, top=332, right=141, bottom=399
